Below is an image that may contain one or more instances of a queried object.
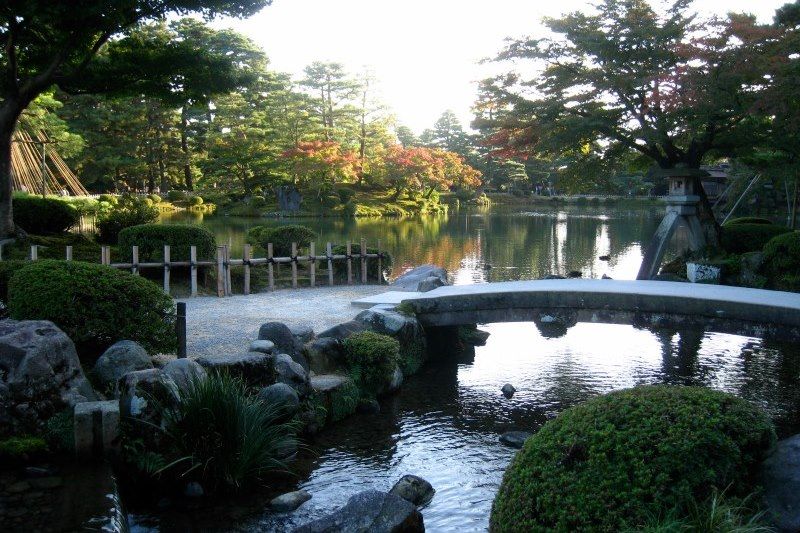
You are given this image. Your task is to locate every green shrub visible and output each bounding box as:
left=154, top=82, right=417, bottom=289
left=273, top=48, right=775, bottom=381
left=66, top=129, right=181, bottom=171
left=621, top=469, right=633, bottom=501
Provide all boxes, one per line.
left=250, top=196, right=267, bottom=208
left=96, top=195, right=159, bottom=244
left=13, top=195, right=80, bottom=234
left=490, top=386, right=776, bottom=532
left=336, top=187, right=356, bottom=203
left=762, top=230, right=800, bottom=290
left=98, top=194, right=117, bottom=205
left=0, top=436, right=48, bottom=461
left=118, top=223, right=216, bottom=261
left=147, top=194, right=162, bottom=203
left=0, top=260, right=25, bottom=305
left=720, top=223, right=791, bottom=254
left=166, top=190, right=187, bottom=202
left=247, top=224, right=316, bottom=256
left=157, top=372, right=298, bottom=491
left=8, top=260, right=176, bottom=357
left=189, top=195, right=204, bottom=206
left=332, top=243, right=392, bottom=282
left=343, top=331, right=399, bottom=395
left=724, top=217, right=774, bottom=226
left=575, top=196, right=589, bottom=206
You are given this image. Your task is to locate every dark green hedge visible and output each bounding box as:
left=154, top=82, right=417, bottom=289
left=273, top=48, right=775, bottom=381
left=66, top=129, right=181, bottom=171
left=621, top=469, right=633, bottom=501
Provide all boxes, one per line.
left=118, top=224, right=216, bottom=261
left=0, top=260, right=25, bottom=307
left=13, top=196, right=79, bottom=234
left=720, top=223, right=791, bottom=254
left=8, top=260, right=176, bottom=358
left=490, top=386, right=775, bottom=532
left=763, top=230, right=800, bottom=291
left=724, top=217, right=774, bottom=226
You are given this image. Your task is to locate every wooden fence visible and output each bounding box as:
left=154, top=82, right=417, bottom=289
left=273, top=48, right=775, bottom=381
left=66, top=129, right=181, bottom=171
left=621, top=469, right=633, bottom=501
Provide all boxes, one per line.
left=18, top=238, right=386, bottom=297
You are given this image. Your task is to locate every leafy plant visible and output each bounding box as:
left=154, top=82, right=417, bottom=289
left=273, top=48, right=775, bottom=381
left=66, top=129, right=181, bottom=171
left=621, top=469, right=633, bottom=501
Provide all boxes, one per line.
left=762, top=231, right=800, bottom=290
left=343, top=331, right=399, bottom=396
left=96, top=194, right=159, bottom=244
left=157, top=372, right=298, bottom=491
left=720, top=223, right=792, bottom=254
left=8, top=260, right=176, bottom=358
left=490, top=386, right=776, bottom=532
left=12, top=195, right=80, bottom=234
left=0, top=436, right=48, bottom=460
left=118, top=223, right=216, bottom=261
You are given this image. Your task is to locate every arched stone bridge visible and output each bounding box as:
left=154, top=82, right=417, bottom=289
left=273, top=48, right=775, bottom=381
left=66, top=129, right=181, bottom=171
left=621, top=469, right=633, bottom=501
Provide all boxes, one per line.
left=354, top=280, right=800, bottom=341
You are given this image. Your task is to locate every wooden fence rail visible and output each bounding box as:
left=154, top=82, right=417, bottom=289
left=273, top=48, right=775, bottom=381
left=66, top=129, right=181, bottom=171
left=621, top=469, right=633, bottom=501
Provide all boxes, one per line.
left=14, top=240, right=386, bottom=297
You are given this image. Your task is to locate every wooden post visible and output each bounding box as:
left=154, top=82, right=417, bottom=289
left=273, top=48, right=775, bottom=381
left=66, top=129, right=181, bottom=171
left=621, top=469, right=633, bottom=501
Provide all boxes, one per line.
left=101, top=246, right=110, bottom=265
left=291, top=242, right=298, bottom=288
left=327, top=242, right=334, bottom=286
left=65, top=246, right=73, bottom=261
left=346, top=241, right=353, bottom=285
left=267, top=243, right=275, bottom=291
left=163, top=245, right=170, bottom=294
left=176, top=302, right=187, bottom=359
left=243, top=244, right=251, bottom=295
left=30, top=245, right=38, bottom=261
left=309, top=242, right=316, bottom=287
left=216, top=246, right=225, bottom=297
left=360, top=237, right=367, bottom=284
left=131, top=246, right=139, bottom=275
left=190, top=246, right=198, bottom=297
left=377, top=239, right=382, bottom=284
left=224, top=245, right=232, bottom=296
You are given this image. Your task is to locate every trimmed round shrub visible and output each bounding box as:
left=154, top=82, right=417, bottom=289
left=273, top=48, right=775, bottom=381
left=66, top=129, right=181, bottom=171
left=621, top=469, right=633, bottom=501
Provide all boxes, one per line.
left=118, top=224, right=216, bottom=261
left=247, top=224, right=316, bottom=256
left=332, top=243, right=392, bottom=282
left=490, top=386, right=776, bottom=532
left=724, top=216, right=773, bottom=226
left=8, top=260, right=176, bottom=358
left=343, top=331, right=399, bottom=395
left=188, top=196, right=204, bottom=206
left=166, top=190, right=187, bottom=202
left=96, top=195, right=159, bottom=244
left=762, top=230, right=800, bottom=290
left=13, top=196, right=79, bottom=234
left=147, top=194, right=162, bottom=203
left=719, top=223, right=791, bottom=254
left=98, top=194, right=117, bottom=205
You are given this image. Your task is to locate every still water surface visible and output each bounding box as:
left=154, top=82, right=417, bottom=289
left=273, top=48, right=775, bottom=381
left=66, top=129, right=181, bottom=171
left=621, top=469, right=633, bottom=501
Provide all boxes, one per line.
left=131, top=207, right=800, bottom=532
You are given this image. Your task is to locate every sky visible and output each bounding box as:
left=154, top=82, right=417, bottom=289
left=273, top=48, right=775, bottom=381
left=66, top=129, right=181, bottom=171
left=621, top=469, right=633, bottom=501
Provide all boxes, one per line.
left=215, top=0, right=791, bottom=134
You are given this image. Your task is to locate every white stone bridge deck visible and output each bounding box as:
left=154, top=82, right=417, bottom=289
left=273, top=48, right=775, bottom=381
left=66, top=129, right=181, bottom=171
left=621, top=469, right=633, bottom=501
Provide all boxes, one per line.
left=353, top=280, right=800, bottom=340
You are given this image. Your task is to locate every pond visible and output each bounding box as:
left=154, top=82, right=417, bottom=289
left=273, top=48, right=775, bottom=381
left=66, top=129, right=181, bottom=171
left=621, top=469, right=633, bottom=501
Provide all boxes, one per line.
left=129, top=206, right=800, bottom=532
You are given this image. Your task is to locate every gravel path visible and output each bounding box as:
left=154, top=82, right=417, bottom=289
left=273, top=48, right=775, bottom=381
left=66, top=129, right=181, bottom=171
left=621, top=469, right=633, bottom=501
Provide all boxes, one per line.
left=177, top=285, right=388, bottom=358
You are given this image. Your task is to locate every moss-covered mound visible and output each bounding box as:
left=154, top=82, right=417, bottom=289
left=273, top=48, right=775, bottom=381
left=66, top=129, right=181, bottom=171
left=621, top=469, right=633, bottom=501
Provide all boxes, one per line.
left=763, top=230, right=800, bottom=291
left=720, top=223, right=791, bottom=254
left=343, top=331, right=399, bottom=396
left=724, top=216, right=774, bottom=226
left=490, top=386, right=775, bottom=532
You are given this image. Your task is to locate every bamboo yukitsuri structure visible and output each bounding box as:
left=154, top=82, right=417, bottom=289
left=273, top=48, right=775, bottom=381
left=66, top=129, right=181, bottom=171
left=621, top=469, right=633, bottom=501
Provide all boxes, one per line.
left=21, top=239, right=386, bottom=297
left=11, top=129, right=89, bottom=196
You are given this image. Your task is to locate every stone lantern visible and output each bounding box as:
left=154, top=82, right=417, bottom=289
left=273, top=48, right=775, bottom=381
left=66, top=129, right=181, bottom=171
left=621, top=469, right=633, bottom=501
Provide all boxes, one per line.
left=637, top=168, right=714, bottom=280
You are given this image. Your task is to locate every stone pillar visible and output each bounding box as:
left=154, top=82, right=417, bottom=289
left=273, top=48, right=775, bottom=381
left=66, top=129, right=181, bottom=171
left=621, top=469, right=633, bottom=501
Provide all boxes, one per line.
left=74, top=400, right=120, bottom=458
left=638, top=169, right=718, bottom=280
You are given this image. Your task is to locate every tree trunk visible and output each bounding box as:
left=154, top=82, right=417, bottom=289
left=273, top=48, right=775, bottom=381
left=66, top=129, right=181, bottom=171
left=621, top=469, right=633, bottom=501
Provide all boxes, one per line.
left=0, top=123, right=16, bottom=239
left=791, top=176, right=798, bottom=230
left=181, top=107, right=193, bottom=191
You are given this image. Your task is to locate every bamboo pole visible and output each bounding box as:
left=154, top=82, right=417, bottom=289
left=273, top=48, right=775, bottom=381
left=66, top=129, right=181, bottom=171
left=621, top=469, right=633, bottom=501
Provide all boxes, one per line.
left=268, top=243, right=275, bottom=291
left=291, top=242, right=298, bottom=288
left=309, top=242, right=316, bottom=287
left=216, top=246, right=225, bottom=297
left=163, top=245, right=170, bottom=294
left=360, top=237, right=367, bottom=284
left=346, top=241, right=353, bottom=285
left=243, top=244, right=251, bottom=295
left=327, top=242, right=334, bottom=286
left=190, top=246, right=198, bottom=297
left=131, top=246, right=139, bottom=275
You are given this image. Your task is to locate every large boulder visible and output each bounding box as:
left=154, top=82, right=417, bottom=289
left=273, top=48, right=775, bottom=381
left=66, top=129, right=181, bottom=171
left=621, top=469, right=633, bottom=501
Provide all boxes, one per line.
left=259, top=322, right=303, bottom=361
left=162, top=359, right=207, bottom=393
left=294, top=489, right=424, bottom=533
left=118, top=368, right=179, bottom=444
left=289, top=324, right=315, bottom=344
left=417, top=276, right=445, bottom=292
left=311, top=374, right=359, bottom=424
left=92, top=340, right=152, bottom=396
left=0, top=320, right=95, bottom=437
left=317, top=320, right=366, bottom=341
left=762, top=433, right=800, bottom=531
left=391, top=264, right=448, bottom=292
left=273, top=353, right=310, bottom=396
left=389, top=475, right=435, bottom=507
left=258, top=383, right=300, bottom=416
left=196, top=352, right=275, bottom=388
left=303, top=337, right=344, bottom=374
left=271, top=489, right=312, bottom=513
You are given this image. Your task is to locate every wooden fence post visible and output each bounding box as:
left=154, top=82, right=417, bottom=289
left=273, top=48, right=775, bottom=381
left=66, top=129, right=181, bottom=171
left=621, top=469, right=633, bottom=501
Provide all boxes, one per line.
left=327, top=242, right=334, bottom=286
left=163, top=245, right=170, bottom=294
left=176, top=302, right=187, bottom=359
left=65, top=246, right=73, bottom=261
left=131, top=246, right=139, bottom=275
left=377, top=239, right=382, bottom=284
left=101, top=246, right=110, bottom=265
left=190, top=246, right=198, bottom=297
left=216, top=246, right=225, bottom=297
left=243, top=244, right=251, bottom=295
left=291, top=242, right=298, bottom=288
left=360, top=237, right=367, bottom=284
left=267, top=243, right=275, bottom=291
left=224, top=244, right=232, bottom=296
left=30, top=245, right=38, bottom=261
left=346, top=241, right=353, bottom=285
left=309, top=242, right=316, bottom=287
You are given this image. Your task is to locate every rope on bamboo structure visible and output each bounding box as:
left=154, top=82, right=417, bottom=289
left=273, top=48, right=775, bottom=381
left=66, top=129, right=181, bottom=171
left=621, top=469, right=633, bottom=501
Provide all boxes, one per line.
left=11, top=128, right=89, bottom=196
